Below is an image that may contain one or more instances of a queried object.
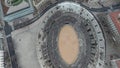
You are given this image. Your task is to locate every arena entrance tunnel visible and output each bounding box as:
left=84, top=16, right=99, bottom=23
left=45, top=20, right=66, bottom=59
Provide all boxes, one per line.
left=36, top=2, right=105, bottom=68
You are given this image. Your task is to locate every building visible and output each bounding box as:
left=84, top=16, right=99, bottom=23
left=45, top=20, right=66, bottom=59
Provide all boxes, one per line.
left=111, top=59, right=120, bottom=68
left=109, top=11, right=120, bottom=33
left=0, top=32, right=4, bottom=68
left=107, top=11, right=120, bottom=45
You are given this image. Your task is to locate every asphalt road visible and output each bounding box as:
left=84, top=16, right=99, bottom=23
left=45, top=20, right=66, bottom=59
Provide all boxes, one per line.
left=4, top=22, right=18, bottom=68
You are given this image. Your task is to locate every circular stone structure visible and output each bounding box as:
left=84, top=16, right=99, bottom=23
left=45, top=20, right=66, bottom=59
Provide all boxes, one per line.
left=58, top=25, right=79, bottom=64
left=36, top=2, right=105, bottom=68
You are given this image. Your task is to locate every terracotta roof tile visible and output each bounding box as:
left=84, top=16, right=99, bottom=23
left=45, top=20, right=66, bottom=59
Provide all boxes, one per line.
left=110, top=11, right=120, bottom=33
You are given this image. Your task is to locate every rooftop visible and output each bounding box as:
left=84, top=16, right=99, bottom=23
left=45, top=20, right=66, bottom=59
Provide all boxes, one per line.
left=109, top=11, right=120, bottom=33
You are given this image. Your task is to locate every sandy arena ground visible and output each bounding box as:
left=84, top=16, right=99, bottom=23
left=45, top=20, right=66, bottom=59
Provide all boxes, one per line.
left=58, top=25, right=79, bottom=64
